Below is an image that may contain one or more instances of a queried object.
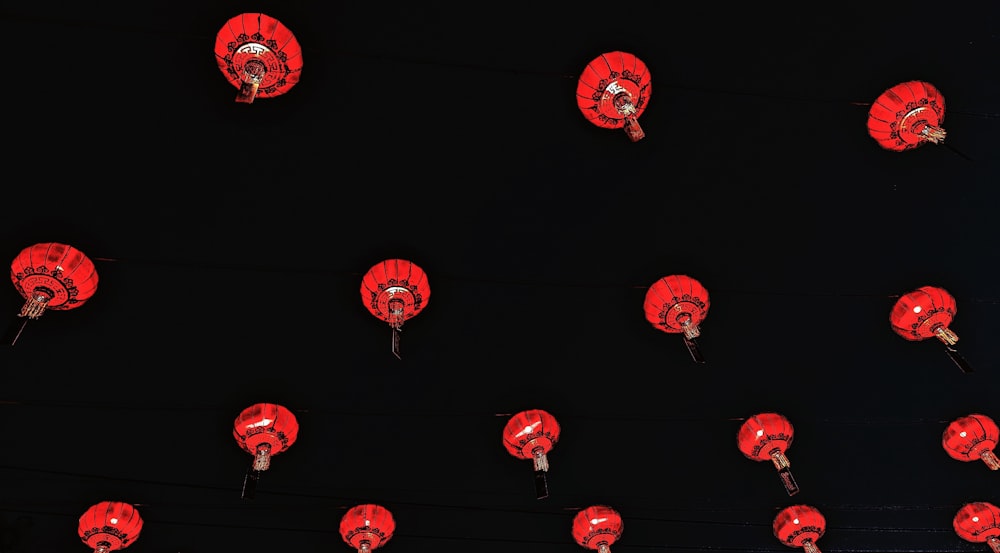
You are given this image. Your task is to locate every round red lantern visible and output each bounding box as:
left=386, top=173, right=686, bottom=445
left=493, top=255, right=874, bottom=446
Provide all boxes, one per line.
left=572, top=505, right=623, bottom=553
left=943, top=414, right=1000, bottom=470
left=233, top=402, right=299, bottom=499
left=576, top=51, right=651, bottom=142
left=214, top=12, right=303, bottom=104
left=890, top=285, right=971, bottom=372
left=361, top=258, right=430, bottom=359
left=643, top=274, right=710, bottom=363
left=339, top=504, right=395, bottom=553
left=737, top=412, right=799, bottom=496
left=78, top=501, right=143, bottom=552
left=954, top=502, right=1000, bottom=553
left=9, top=242, right=99, bottom=345
left=867, top=80, right=946, bottom=151
left=773, top=504, right=825, bottom=553
left=502, top=409, right=560, bottom=499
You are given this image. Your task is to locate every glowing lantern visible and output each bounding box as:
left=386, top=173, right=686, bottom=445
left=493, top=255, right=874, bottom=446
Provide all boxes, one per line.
left=890, top=285, right=971, bottom=372
left=774, top=505, right=825, bottom=553
left=737, top=412, right=799, bottom=495
left=572, top=505, right=623, bottom=553
left=943, top=414, right=1000, bottom=470
left=233, top=402, right=299, bottom=499
left=214, top=12, right=303, bottom=103
left=954, top=502, right=1000, bottom=553
left=576, top=51, right=651, bottom=142
left=9, top=242, right=99, bottom=345
left=867, top=80, right=946, bottom=151
left=361, top=258, right=430, bottom=359
left=502, top=409, right=560, bottom=499
left=78, top=501, right=142, bottom=552
left=339, top=504, right=395, bottom=553
left=643, top=274, right=710, bottom=363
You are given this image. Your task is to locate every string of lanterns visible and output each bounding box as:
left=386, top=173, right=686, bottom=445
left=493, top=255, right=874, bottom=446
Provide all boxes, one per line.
left=7, top=245, right=988, bottom=548
left=69, top=406, right=1000, bottom=550
left=214, top=13, right=951, bottom=155
left=8, top=8, right=977, bottom=552
left=8, top=246, right=974, bottom=374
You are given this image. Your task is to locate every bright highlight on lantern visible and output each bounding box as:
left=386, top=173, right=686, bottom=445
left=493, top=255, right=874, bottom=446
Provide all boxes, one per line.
left=793, top=518, right=800, bottom=524
left=913, top=306, right=922, bottom=313
left=756, top=429, right=764, bottom=437
left=110, top=517, right=119, bottom=524
left=248, top=418, right=274, bottom=428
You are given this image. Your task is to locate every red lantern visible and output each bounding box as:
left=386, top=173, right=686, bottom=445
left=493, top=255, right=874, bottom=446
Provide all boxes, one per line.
left=943, top=414, right=1000, bottom=470
left=78, top=501, right=143, bottom=552
left=214, top=13, right=303, bottom=104
left=867, top=80, right=946, bottom=151
left=955, top=502, right=1000, bottom=553
left=890, top=285, right=971, bottom=372
left=774, top=505, right=825, bottom=553
left=576, top=51, right=651, bottom=142
left=233, top=402, right=299, bottom=499
left=339, top=504, right=395, bottom=553
left=737, top=412, right=799, bottom=496
left=502, top=409, right=560, bottom=499
left=572, top=505, right=623, bottom=553
left=9, top=242, right=99, bottom=345
left=643, top=274, right=710, bottom=363
left=361, top=259, right=430, bottom=359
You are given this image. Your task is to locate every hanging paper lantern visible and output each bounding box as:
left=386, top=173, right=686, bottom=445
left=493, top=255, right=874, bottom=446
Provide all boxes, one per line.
left=576, top=51, right=651, bottom=142
left=774, top=505, right=825, bottom=553
left=78, top=501, right=143, bottom=552
left=214, top=12, right=303, bottom=104
left=943, top=414, right=1000, bottom=470
left=572, top=505, right=623, bottom=553
left=233, top=402, right=299, bottom=499
left=737, top=412, right=800, bottom=496
left=339, top=504, right=395, bottom=553
left=9, top=242, right=99, bottom=345
left=361, top=259, right=430, bottom=359
left=502, top=409, right=560, bottom=499
left=890, top=285, right=971, bottom=372
left=867, top=80, right=946, bottom=151
left=643, top=274, right=710, bottom=363
left=954, top=502, right=1000, bottom=553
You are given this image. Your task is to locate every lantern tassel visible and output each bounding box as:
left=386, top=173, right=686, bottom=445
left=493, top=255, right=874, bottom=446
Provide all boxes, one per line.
left=802, top=538, right=821, bottom=553
left=769, top=449, right=799, bottom=495
left=944, top=346, right=973, bottom=373
left=532, top=448, right=550, bottom=499
left=777, top=466, right=800, bottom=496
left=921, top=124, right=946, bottom=144
left=391, top=327, right=402, bottom=359
left=981, top=449, right=1000, bottom=470
left=613, top=94, right=645, bottom=142
left=683, top=336, right=706, bottom=364
left=988, top=536, right=1000, bottom=553
left=236, top=58, right=265, bottom=103
left=623, top=115, right=645, bottom=142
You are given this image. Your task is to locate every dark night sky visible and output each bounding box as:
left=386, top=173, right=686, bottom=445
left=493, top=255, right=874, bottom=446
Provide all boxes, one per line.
left=1, top=2, right=999, bottom=552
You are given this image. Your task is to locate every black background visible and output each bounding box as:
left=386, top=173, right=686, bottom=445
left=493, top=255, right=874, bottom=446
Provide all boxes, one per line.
left=1, top=2, right=999, bottom=552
